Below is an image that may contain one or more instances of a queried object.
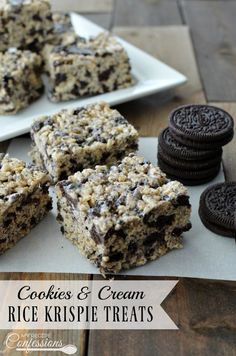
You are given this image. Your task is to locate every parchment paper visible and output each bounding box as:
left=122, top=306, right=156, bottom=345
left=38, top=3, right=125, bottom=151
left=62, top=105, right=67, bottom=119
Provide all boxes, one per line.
left=0, top=138, right=235, bottom=281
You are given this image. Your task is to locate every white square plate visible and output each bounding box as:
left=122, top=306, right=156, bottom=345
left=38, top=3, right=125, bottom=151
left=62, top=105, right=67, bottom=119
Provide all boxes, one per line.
left=1, top=138, right=235, bottom=282
left=0, top=13, right=187, bottom=142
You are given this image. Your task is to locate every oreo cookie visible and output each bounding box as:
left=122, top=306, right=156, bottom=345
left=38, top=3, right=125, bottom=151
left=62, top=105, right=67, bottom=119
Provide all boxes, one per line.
left=158, top=145, right=222, bottom=171
left=199, top=182, right=236, bottom=238
left=169, top=104, right=234, bottom=149
left=158, top=156, right=221, bottom=186
left=159, top=128, right=222, bottom=161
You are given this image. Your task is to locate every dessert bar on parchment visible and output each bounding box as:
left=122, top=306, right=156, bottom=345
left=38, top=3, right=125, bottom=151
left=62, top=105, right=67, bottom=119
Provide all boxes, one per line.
left=56, top=154, right=192, bottom=275
left=30, top=102, right=139, bottom=182
left=0, top=48, right=44, bottom=114
left=0, top=0, right=54, bottom=51
left=44, top=32, right=133, bottom=102
left=0, top=154, right=52, bottom=255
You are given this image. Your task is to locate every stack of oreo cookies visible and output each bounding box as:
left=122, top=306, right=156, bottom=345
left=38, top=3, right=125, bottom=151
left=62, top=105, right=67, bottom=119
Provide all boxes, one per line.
left=158, top=104, right=234, bottom=186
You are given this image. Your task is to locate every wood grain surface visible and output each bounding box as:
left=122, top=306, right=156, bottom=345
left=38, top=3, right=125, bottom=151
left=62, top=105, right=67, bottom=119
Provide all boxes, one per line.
left=210, top=103, right=236, bottom=182
left=51, top=0, right=113, bottom=13
left=182, top=0, right=236, bottom=102
left=114, top=0, right=182, bottom=26
left=88, top=277, right=236, bottom=356
left=83, top=13, right=113, bottom=30
left=113, top=26, right=205, bottom=136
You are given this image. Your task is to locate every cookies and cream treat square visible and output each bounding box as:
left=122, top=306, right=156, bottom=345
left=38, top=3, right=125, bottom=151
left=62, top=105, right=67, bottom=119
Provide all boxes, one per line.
left=41, top=13, right=84, bottom=70
left=52, top=12, right=72, bottom=28
left=0, top=48, right=44, bottom=114
left=0, top=154, right=52, bottom=255
left=30, top=102, right=139, bottom=182
left=44, top=32, right=133, bottom=102
left=46, top=11, right=79, bottom=47
left=0, top=0, right=54, bottom=51
left=56, top=154, right=192, bottom=275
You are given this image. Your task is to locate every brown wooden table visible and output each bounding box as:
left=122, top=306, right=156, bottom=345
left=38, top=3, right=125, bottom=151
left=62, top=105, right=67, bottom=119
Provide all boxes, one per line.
left=1, top=1, right=236, bottom=355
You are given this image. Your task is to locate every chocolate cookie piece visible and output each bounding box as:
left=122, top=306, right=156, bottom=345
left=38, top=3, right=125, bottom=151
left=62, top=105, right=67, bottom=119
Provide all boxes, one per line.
left=158, top=156, right=221, bottom=186
left=159, top=128, right=222, bottom=161
left=158, top=145, right=222, bottom=171
left=199, top=182, right=236, bottom=238
left=169, top=105, right=234, bottom=149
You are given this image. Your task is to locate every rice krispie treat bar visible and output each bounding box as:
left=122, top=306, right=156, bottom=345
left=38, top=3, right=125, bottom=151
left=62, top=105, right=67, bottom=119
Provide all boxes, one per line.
left=56, top=154, right=192, bottom=275
left=42, top=12, right=82, bottom=69
left=0, top=154, right=52, bottom=255
left=42, top=37, right=85, bottom=73
left=44, top=32, right=133, bottom=102
left=30, top=102, right=139, bottom=182
left=0, top=0, right=54, bottom=51
left=47, top=12, right=78, bottom=47
left=0, top=48, right=44, bottom=114
left=52, top=12, right=72, bottom=28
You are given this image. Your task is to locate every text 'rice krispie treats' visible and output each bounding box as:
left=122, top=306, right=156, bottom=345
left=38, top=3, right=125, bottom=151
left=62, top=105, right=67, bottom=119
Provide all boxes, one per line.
left=44, top=32, right=133, bottom=102
left=30, top=102, right=139, bottom=183
left=0, top=48, right=43, bottom=114
left=0, top=0, right=54, bottom=51
left=0, top=154, right=52, bottom=254
left=56, top=154, right=192, bottom=275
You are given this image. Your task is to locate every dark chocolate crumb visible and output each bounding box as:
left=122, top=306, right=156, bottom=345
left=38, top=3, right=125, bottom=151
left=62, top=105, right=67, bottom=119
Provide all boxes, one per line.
left=100, top=151, right=110, bottom=163
left=80, top=81, right=88, bottom=89
left=176, top=195, right=191, bottom=207
left=183, top=222, right=192, bottom=232
left=128, top=242, right=137, bottom=254
left=32, top=121, right=44, bottom=133
left=59, top=171, right=68, bottom=181
left=30, top=216, right=37, bottom=226
left=21, top=223, right=27, bottom=230
left=57, top=213, right=63, bottom=222
left=46, top=201, right=53, bottom=211
left=144, top=232, right=164, bottom=246
left=109, top=251, right=124, bottom=262
left=99, top=66, right=114, bottom=81
left=32, top=14, right=41, bottom=21
left=55, top=73, right=67, bottom=85
left=144, top=213, right=175, bottom=228
left=73, top=108, right=84, bottom=115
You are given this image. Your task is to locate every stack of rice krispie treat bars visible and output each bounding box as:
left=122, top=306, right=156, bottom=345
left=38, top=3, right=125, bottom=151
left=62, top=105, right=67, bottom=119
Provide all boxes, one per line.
left=28, top=101, right=191, bottom=275
left=0, top=0, right=54, bottom=114
left=0, top=0, right=133, bottom=114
